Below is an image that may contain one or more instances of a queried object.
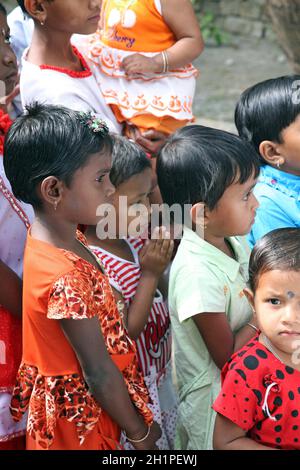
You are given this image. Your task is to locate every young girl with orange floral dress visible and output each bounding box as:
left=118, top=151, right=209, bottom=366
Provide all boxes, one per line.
left=0, top=3, right=34, bottom=450
left=88, top=0, right=204, bottom=137
left=4, top=103, right=160, bottom=450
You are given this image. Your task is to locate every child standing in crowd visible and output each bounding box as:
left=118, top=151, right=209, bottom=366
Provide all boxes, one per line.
left=86, top=136, right=177, bottom=449
left=235, top=75, right=300, bottom=247
left=213, top=228, right=300, bottom=450
left=156, top=125, right=260, bottom=450
left=89, top=0, right=203, bottom=137
left=17, top=0, right=165, bottom=155
left=4, top=103, right=160, bottom=450
left=0, top=3, right=34, bottom=450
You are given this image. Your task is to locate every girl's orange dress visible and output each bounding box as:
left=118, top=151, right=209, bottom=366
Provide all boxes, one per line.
left=10, top=231, right=152, bottom=450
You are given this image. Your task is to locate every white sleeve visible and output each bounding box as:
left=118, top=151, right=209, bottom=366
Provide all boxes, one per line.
left=154, top=0, right=162, bottom=16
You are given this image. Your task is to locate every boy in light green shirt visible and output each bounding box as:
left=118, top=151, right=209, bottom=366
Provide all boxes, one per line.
left=157, top=125, right=261, bottom=449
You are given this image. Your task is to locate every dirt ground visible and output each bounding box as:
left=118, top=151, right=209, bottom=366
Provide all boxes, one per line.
left=193, top=36, right=293, bottom=132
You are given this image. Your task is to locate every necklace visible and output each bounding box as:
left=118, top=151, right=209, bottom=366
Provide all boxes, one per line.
left=261, top=334, right=284, bottom=364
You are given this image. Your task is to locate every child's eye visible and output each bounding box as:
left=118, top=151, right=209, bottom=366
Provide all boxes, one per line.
left=242, top=190, right=253, bottom=201
left=4, top=34, right=11, bottom=44
left=96, top=176, right=104, bottom=183
left=267, top=298, right=281, bottom=305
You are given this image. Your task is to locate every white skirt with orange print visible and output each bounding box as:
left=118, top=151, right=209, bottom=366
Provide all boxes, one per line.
left=86, top=35, right=199, bottom=134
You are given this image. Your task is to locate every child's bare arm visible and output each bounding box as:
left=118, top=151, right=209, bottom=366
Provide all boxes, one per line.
left=122, top=0, right=203, bottom=75
left=213, top=414, right=277, bottom=450
left=60, top=316, right=161, bottom=450
left=160, top=0, right=204, bottom=67
left=0, top=260, right=22, bottom=317
left=193, top=312, right=258, bottom=370
left=116, top=235, right=173, bottom=340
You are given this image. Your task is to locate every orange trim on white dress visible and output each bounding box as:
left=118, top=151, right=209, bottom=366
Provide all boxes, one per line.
left=88, top=0, right=199, bottom=133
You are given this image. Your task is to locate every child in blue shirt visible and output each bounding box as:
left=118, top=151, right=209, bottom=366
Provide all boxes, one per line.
left=235, top=75, right=300, bottom=247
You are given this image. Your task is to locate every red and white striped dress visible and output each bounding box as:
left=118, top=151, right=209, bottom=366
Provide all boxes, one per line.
left=90, top=238, right=178, bottom=449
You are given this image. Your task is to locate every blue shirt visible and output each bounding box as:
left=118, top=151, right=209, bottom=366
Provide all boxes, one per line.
left=248, top=165, right=300, bottom=248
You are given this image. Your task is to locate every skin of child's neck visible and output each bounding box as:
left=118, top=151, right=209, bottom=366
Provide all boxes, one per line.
left=32, top=208, right=79, bottom=251
left=28, top=25, right=81, bottom=69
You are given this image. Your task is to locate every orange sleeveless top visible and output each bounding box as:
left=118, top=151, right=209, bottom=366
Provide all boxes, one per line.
left=100, top=0, right=176, bottom=52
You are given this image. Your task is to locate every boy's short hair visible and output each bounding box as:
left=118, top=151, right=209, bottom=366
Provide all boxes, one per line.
left=235, top=75, right=300, bottom=154
left=109, top=135, right=151, bottom=188
left=249, top=228, right=300, bottom=292
left=4, top=102, right=112, bottom=209
left=157, top=125, right=260, bottom=211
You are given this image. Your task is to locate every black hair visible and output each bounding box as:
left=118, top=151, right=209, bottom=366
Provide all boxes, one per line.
left=17, top=0, right=30, bottom=14
left=235, top=75, right=300, bottom=156
left=249, top=228, right=300, bottom=292
left=156, top=125, right=260, bottom=211
left=109, top=134, right=151, bottom=188
left=4, top=102, right=112, bottom=209
left=0, top=3, right=7, bottom=15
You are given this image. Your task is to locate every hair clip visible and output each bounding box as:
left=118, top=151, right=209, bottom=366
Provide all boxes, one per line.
left=79, top=112, right=109, bottom=135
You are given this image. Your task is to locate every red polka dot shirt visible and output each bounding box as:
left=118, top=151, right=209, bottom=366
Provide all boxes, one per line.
left=213, top=336, right=300, bottom=450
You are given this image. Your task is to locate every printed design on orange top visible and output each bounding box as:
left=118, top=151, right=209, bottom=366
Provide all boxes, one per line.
left=102, top=0, right=138, bottom=48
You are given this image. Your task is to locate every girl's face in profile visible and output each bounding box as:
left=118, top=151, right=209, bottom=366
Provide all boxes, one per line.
left=253, top=269, right=300, bottom=365
left=0, top=13, right=18, bottom=96
left=113, top=168, right=152, bottom=238
left=60, top=150, right=115, bottom=226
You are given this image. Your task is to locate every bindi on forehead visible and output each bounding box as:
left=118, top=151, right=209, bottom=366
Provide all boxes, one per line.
left=287, top=291, right=296, bottom=299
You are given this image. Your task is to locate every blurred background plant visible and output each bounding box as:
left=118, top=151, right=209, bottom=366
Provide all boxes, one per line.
left=192, top=0, right=228, bottom=46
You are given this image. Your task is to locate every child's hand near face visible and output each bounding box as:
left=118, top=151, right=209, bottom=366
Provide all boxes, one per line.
left=139, top=227, right=174, bottom=278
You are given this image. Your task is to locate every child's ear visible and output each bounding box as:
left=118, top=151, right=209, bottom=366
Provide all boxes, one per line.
left=24, top=0, right=47, bottom=23
left=259, top=140, right=285, bottom=167
left=40, top=176, right=64, bottom=210
left=244, top=287, right=256, bottom=313
left=190, top=202, right=206, bottom=235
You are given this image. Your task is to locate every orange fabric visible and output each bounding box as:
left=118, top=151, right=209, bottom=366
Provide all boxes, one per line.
left=22, top=234, right=83, bottom=376
left=100, top=0, right=176, bottom=52
left=26, top=413, right=120, bottom=451
left=11, top=231, right=152, bottom=450
left=113, top=107, right=190, bottom=135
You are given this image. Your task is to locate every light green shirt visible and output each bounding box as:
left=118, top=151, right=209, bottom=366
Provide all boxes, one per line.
left=169, top=227, right=252, bottom=450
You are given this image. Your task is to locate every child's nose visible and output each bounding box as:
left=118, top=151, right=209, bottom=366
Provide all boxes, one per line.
left=252, top=194, right=259, bottom=210
left=282, top=305, right=300, bottom=323
left=105, top=179, right=115, bottom=198
left=90, top=0, right=102, bottom=10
